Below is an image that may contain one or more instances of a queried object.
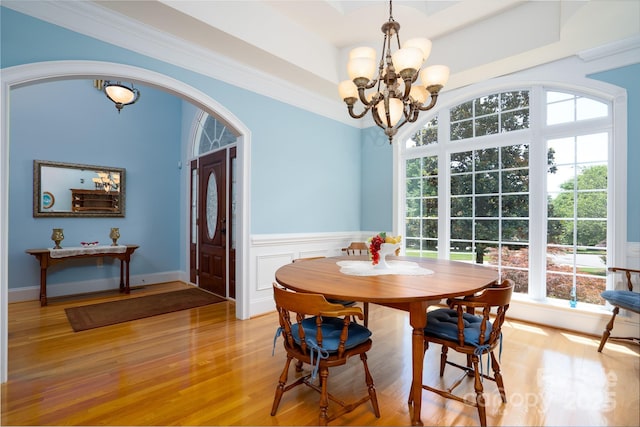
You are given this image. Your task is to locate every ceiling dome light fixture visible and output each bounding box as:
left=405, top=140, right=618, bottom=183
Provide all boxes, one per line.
left=102, top=80, right=140, bottom=113
left=338, top=0, right=450, bottom=143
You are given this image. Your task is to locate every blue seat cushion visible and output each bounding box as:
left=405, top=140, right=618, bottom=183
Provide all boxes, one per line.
left=424, top=308, right=493, bottom=346
left=291, top=316, right=372, bottom=352
left=601, top=290, right=640, bottom=312
left=326, top=298, right=357, bottom=307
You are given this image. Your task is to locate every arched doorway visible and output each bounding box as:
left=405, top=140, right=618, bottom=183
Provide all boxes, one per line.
left=0, top=60, right=252, bottom=383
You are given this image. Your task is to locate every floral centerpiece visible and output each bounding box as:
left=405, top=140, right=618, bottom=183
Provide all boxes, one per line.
left=369, top=232, right=402, bottom=266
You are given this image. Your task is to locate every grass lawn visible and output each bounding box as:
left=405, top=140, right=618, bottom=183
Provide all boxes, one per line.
left=405, top=250, right=474, bottom=262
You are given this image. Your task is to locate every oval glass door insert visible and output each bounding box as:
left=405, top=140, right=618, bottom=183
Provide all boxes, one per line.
left=206, top=172, right=218, bottom=239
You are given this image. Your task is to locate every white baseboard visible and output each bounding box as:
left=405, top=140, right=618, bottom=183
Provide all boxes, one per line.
left=8, top=271, right=183, bottom=303
left=250, top=296, right=277, bottom=318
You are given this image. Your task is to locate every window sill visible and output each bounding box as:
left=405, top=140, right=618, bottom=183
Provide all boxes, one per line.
left=507, top=293, right=639, bottom=337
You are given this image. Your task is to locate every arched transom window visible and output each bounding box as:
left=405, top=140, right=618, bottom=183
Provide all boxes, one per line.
left=193, top=112, right=238, bottom=156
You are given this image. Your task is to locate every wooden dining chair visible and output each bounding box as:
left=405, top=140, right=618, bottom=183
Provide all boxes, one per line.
left=271, top=284, right=380, bottom=425
left=339, top=243, right=371, bottom=326
left=341, top=241, right=369, bottom=256
left=293, top=256, right=369, bottom=327
left=598, top=267, right=640, bottom=352
left=411, top=279, right=514, bottom=427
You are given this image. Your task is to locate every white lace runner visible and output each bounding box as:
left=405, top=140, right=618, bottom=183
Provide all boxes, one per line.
left=337, top=260, right=434, bottom=276
left=48, top=245, right=127, bottom=258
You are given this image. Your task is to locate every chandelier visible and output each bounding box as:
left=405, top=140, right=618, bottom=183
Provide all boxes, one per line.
left=95, top=80, right=141, bottom=113
left=338, top=0, right=449, bottom=143
left=92, top=171, right=120, bottom=192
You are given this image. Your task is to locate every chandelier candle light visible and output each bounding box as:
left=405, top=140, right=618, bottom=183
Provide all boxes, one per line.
left=92, top=171, right=119, bottom=192
left=338, top=0, right=449, bottom=143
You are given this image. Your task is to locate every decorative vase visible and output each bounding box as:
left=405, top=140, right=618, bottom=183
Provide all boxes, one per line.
left=374, top=243, right=400, bottom=269
left=51, top=228, right=64, bottom=249
left=109, top=227, right=120, bottom=246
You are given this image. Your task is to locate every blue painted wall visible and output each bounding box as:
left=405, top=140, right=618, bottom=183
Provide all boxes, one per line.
left=9, top=80, right=183, bottom=289
left=2, top=7, right=363, bottom=291
left=2, top=7, right=637, bottom=294
left=590, top=64, right=640, bottom=242
left=360, top=127, right=394, bottom=232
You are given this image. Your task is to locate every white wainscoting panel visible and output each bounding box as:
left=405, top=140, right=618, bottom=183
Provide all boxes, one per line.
left=248, top=232, right=366, bottom=316
left=625, top=241, right=640, bottom=270
left=256, top=253, right=294, bottom=292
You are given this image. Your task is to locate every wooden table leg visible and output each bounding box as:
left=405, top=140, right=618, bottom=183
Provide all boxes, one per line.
left=119, top=258, right=125, bottom=293
left=39, top=264, right=48, bottom=307
left=124, top=258, right=131, bottom=294
left=409, top=302, right=428, bottom=426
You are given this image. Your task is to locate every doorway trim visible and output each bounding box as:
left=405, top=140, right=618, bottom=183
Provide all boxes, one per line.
left=0, top=60, right=252, bottom=383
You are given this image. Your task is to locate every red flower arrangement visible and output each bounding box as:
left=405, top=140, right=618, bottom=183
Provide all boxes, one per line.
left=369, top=232, right=402, bottom=265
left=368, top=232, right=386, bottom=265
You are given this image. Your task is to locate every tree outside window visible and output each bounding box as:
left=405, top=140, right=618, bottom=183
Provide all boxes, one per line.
left=403, top=88, right=611, bottom=307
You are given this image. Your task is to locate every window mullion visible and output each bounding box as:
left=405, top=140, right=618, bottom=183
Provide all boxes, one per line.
left=528, top=85, right=546, bottom=301
left=439, top=111, right=450, bottom=260
left=402, top=84, right=618, bottom=311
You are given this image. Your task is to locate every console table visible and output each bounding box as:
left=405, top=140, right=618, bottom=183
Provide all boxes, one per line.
left=25, top=244, right=139, bottom=306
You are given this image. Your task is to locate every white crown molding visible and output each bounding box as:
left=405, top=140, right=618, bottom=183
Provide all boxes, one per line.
left=578, top=34, right=640, bottom=62
left=577, top=35, right=640, bottom=75
left=2, top=0, right=356, bottom=127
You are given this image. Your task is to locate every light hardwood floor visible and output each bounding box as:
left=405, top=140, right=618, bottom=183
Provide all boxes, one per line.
left=2, top=282, right=639, bottom=426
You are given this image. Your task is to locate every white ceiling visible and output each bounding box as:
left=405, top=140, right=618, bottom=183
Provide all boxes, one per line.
left=4, top=1, right=640, bottom=118
left=91, top=1, right=639, bottom=92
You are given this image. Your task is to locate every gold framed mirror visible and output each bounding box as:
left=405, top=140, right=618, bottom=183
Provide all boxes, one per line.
left=33, top=160, right=126, bottom=217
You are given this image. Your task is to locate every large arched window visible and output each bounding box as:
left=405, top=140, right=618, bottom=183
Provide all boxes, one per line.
left=401, top=86, right=619, bottom=309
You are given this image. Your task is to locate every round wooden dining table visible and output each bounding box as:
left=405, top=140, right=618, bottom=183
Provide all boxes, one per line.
left=275, top=255, right=498, bottom=426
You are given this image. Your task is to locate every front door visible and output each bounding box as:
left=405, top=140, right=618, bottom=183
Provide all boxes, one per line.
left=198, top=150, right=227, bottom=296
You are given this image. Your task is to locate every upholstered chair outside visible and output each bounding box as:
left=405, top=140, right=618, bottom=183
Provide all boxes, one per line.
left=598, top=267, right=640, bottom=352
left=271, top=284, right=380, bottom=425
left=411, top=279, right=514, bottom=427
